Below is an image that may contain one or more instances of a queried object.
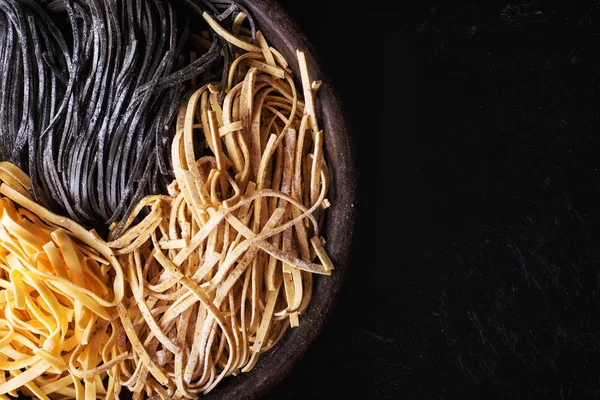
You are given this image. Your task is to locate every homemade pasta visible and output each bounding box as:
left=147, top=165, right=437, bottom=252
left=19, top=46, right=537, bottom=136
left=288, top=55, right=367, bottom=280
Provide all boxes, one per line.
left=0, top=162, right=126, bottom=399
left=105, top=12, right=333, bottom=398
left=0, top=4, right=335, bottom=400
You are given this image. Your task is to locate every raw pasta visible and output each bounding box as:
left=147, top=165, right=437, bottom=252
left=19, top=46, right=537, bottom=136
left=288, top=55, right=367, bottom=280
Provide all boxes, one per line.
left=106, top=11, right=333, bottom=398
left=0, top=162, right=126, bottom=400
left=0, top=4, right=336, bottom=400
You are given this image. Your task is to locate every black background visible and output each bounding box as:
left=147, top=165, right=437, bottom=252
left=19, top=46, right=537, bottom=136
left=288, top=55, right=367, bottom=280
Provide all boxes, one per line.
left=264, top=1, right=600, bottom=399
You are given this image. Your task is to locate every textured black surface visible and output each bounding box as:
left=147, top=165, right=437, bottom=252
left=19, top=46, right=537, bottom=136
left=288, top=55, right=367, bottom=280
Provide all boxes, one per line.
left=266, top=1, right=600, bottom=399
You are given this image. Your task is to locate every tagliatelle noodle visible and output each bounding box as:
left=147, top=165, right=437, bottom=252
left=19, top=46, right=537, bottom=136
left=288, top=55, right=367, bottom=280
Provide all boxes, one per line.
left=0, top=162, right=127, bottom=400
left=107, top=11, right=334, bottom=399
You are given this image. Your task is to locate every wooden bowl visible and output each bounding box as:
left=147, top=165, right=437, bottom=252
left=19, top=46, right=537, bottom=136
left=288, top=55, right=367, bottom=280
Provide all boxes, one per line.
left=9, top=1, right=357, bottom=399
left=203, top=0, right=359, bottom=399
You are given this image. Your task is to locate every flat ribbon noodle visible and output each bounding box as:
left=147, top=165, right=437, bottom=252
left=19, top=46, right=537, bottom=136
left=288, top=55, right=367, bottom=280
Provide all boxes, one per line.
left=107, top=15, right=334, bottom=398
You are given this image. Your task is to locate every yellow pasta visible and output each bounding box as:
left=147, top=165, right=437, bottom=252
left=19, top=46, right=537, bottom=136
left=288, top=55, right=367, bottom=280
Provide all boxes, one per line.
left=0, top=164, right=127, bottom=400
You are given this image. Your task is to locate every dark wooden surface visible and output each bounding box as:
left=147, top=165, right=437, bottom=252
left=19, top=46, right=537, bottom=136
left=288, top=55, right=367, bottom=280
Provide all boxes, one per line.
left=264, top=1, right=600, bottom=399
